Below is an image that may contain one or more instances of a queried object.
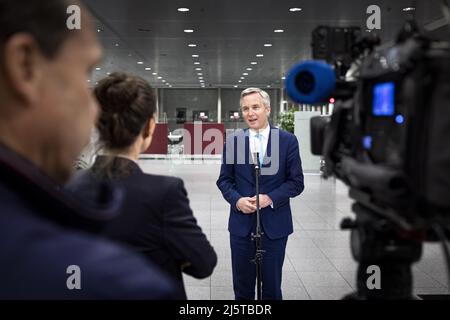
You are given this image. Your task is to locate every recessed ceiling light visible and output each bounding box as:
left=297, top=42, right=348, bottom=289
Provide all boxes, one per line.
left=403, top=7, right=415, bottom=11
left=115, top=43, right=120, bottom=47
left=243, top=73, right=249, bottom=76
left=169, top=85, right=173, bottom=87
left=289, top=8, right=302, bottom=12
left=274, top=29, right=284, bottom=33
left=157, top=76, right=162, bottom=79
left=198, top=77, right=203, bottom=80
left=137, top=61, right=144, bottom=65
left=188, top=44, right=197, bottom=47
left=95, top=67, right=101, bottom=71
left=256, top=54, right=264, bottom=57
left=184, top=29, right=194, bottom=33
left=251, top=61, right=258, bottom=65
left=87, top=80, right=91, bottom=83
left=264, top=43, right=273, bottom=47
left=106, top=72, right=111, bottom=75
left=152, top=72, right=157, bottom=75
left=234, top=85, right=238, bottom=88
left=192, top=54, right=199, bottom=58
left=195, top=68, right=202, bottom=71
left=199, top=80, right=205, bottom=83
left=194, top=62, right=201, bottom=65
left=178, top=8, right=190, bottom=12
left=162, top=80, right=166, bottom=83
left=282, top=76, right=286, bottom=80
left=145, top=67, right=152, bottom=71
left=267, top=85, right=271, bottom=88
left=240, top=77, right=245, bottom=80
left=246, top=68, right=253, bottom=71
left=238, top=80, right=242, bottom=83
left=97, top=28, right=103, bottom=33
left=197, top=73, right=203, bottom=76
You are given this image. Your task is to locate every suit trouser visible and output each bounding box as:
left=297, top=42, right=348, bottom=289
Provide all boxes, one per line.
left=230, top=232, right=288, bottom=300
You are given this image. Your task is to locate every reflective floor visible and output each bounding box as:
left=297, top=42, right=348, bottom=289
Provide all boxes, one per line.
left=139, top=159, right=449, bottom=300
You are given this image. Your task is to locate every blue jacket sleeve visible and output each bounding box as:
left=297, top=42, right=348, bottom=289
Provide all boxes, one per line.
left=216, top=138, right=242, bottom=209
left=267, top=134, right=304, bottom=208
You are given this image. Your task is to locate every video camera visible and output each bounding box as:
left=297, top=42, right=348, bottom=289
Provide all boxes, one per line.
left=285, top=22, right=450, bottom=299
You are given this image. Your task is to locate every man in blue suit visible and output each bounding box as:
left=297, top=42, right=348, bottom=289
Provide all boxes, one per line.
left=217, top=88, right=304, bottom=300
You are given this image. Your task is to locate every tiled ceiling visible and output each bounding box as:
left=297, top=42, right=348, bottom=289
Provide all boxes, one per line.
left=84, top=0, right=446, bottom=88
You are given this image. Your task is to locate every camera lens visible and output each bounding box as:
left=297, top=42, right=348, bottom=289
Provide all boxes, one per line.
left=295, top=71, right=315, bottom=94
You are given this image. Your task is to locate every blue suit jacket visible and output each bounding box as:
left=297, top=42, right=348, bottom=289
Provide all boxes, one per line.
left=217, top=127, right=304, bottom=240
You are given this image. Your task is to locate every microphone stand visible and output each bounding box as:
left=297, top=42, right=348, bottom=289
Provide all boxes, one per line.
left=251, top=151, right=265, bottom=300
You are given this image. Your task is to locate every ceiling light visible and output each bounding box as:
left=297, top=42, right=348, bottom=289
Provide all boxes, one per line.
left=157, top=76, right=162, bottom=79
left=137, top=61, right=144, bottom=65
left=403, top=7, right=415, bottom=11
left=240, top=77, right=245, bottom=80
left=115, top=43, right=120, bottom=47
left=246, top=68, right=253, bottom=71
left=238, top=80, right=242, bottom=83
left=264, top=43, right=273, bottom=47
left=178, top=8, right=190, bottom=12
left=256, top=54, right=264, bottom=57
left=274, top=29, right=284, bottom=33
left=106, top=72, right=111, bottom=75
left=87, top=80, right=91, bottom=83
left=188, top=44, right=197, bottom=47
left=267, top=85, right=271, bottom=88
left=184, top=29, right=194, bottom=33
left=251, top=61, right=258, bottom=65
left=197, top=73, right=203, bottom=76
left=289, top=8, right=302, bottom=12
left=198, top=77, right=203, bottom=80
left=234, top=85, right=238, bottom=88
left=192, top=54, right=199, bottom=58
left=162, top=80, right=166, bottom=83
left=152, top=72, right=157, bottom=75
left=95, top=67, right=101, bottom=71
left=243, top=73, right=249, bottom=76
left=282, top=76, right=286, bottom=80
left=195, top=68, right=202, bottom=71
left=145, top=67, right=152, bottom=71
left=199, top=80, right=205, bottom=83
left=194, top=62, right=201, bottom=65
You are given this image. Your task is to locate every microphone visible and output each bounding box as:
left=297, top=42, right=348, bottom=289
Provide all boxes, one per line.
left=252, top=134, right=261, bottom=168
left=285, top=60, right=336, bottom=104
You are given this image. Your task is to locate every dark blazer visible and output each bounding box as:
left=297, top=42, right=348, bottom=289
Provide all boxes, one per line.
left=0, top=144, right=176, bottom=299
left=217, top=127, right=305, bottom=240
left=68, top=156, right=217, bottom=299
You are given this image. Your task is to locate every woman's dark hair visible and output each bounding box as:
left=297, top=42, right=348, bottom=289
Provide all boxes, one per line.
left=94, top=72, right=156, bottom=151
left=0, top=0, right=74, bottom=58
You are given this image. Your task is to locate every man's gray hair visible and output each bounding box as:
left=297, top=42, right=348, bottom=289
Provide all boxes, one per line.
left=240, top=88, right=271, bottom=108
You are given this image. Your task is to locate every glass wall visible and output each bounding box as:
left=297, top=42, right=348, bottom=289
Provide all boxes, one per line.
left=159, top=88, right=218, bottom=132
left=158, top=88, right=281, bottom=132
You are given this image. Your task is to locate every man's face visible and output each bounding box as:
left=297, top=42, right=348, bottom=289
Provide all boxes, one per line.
left=36, top=15, right=102, bottom=181
left=241, top=92, right=271, bottom=131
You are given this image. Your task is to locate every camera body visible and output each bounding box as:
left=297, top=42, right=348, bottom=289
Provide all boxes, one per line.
left=287, top=25, right=450, bottom=232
